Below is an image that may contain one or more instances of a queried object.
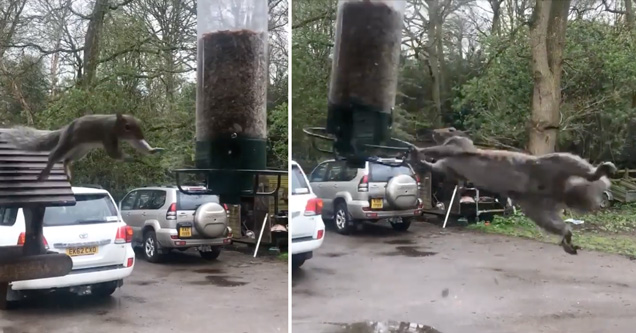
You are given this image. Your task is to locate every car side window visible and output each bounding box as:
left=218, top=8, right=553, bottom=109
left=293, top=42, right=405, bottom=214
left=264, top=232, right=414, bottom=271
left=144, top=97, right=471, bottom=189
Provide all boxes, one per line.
left=340, top=164, right=359, bottom=181
left=148, top=190, right=167, bottom=210
left=120, top=191, right=138, bottom=211
left=310, top=163, right=328, bottom=182
left=325, top=162, right=345, bottom=181
left=134, top=190, right=153, bottom=210
left=0, top=207, right=18, bottom=226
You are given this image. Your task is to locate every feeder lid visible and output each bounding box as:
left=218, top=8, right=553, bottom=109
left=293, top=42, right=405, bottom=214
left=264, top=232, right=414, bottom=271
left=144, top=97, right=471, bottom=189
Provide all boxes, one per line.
left=0, top=129, right=75, bottom=207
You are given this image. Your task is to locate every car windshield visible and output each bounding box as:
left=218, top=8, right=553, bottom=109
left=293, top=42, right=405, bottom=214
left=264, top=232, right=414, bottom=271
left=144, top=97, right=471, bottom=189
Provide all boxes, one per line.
left=292, top=165, right=310, bottom=195
left=369, top=163, right=414, bottom=182
left=177, top=192, right=219, bottom=211
left=43, top=193, right=119, bottom=226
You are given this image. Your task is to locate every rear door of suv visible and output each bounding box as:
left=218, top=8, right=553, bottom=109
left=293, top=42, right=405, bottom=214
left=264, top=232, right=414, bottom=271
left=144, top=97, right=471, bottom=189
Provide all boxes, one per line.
left=368, top=163, right=416, bottom=210
left=42, top=192, right=128, bottom=269
left=291, top=163, right=317, bottom=239
left=175, top=190, right=221, bottom=238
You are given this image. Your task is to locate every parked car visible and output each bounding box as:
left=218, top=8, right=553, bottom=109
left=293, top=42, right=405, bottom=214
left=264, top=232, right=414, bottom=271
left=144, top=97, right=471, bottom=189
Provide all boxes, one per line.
left=119, top=185, right=232, bottom=263
left=308, top=158, right=422, bottom=234
left=290, top=160, right=325, bottom=269
left=0, top=186, right=135, bottom=302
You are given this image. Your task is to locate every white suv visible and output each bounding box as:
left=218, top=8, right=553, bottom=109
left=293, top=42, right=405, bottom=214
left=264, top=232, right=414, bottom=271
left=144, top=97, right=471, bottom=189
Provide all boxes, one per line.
left=290, top=160, right=325, bottom=269
left=0, top=186, right=135, bottom=302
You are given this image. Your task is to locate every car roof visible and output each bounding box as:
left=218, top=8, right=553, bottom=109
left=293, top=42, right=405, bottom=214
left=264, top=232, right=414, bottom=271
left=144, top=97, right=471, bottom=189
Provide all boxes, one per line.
left=71, top=186, right=110, bottom=195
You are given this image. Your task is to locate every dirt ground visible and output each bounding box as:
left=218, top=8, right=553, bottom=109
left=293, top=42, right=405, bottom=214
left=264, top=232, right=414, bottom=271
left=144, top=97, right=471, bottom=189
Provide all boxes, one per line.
left=292, top=221, right=636, bottom=333
left=0, top=246, right=288, bottom=333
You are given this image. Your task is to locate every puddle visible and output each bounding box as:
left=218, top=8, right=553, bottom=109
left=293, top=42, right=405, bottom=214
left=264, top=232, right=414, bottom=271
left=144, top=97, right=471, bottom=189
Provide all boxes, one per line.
left=130, top=280, right=158, bottom=286
left=384, top=239, right=415, bottom=245
left=311, top=267, right=336, bottom=275
left=121, top=295, right=146, bottom=304
left=382, top=246, right=437, bottom=258
left=193, top=268, right=225, bottom=274
left=326, top=321, right=442, bottom=333
left=189, top=275, right=248, bottom=287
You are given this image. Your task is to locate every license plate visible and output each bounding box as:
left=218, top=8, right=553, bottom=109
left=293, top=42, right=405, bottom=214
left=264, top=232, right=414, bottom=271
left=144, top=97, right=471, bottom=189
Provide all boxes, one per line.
left=179, top=227, right=192, bottom=238
left=66, top=246, right=98, bottom=257
left=371, top=198, right=383, bottom=209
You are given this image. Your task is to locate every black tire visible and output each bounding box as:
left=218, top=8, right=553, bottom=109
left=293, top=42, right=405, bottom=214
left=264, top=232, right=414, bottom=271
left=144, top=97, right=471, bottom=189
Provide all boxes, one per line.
left=390, top=217, right=412, bottom=232
left=333, top=202, right=354, bottom=235
left=143, top=230, right=164, bottom=263
left=199, top=247, right=222, bottom=261
left=291, top=255, right=306, bottom=269
left=92, top=281, right=118, bottom=297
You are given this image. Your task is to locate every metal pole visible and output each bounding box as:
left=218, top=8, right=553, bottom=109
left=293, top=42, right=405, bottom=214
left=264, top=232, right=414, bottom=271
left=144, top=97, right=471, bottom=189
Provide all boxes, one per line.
left=253, top=213, right=269, bottom=258
left=442, top=185, right=458, bottom=229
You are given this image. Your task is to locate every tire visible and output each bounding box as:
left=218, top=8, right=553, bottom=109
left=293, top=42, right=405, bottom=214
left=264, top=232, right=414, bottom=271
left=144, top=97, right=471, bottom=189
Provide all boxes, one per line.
left=390, top=217, right=412, bottom=232
left=199, top=247, right=222, bottom=261
left=333, top=202, right=354, bottom=235
left=92, top=281, right=118, bottom=297
left=143, top=230, right=164, bottom=263
left=291, top=255, right=306, bottom=269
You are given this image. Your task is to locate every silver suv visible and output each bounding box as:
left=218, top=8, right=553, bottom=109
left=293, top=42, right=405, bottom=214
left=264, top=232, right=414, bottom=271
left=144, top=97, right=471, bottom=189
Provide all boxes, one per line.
left=308, top=158, right=422, bottom=234
left=119, top=186, right=232, bottom=263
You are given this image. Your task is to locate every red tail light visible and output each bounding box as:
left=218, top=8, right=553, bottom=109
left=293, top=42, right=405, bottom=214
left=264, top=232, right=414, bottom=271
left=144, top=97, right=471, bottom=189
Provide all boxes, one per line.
left=115, top=225, right=133, bottom=244
left=223, top=203, right=230, bottom=217
left=17, top=232, right=49, bottom=249
left=166, top=202, right=177, bottom=220
left=305, top=198, right=323, bottom=216
left=358, top=175, right=369, bottom=192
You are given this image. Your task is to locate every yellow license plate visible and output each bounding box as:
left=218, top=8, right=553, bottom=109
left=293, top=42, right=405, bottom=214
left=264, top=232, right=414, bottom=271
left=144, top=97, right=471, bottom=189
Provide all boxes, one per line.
left=179, top=227, right=192, bottom=238
left=66, top=246, right=98, bottom=257
left=371, top=198, right=383, bottom=209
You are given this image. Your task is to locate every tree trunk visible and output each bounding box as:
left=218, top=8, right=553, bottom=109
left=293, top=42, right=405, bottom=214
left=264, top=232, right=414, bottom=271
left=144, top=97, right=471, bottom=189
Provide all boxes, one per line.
left=425, top=0, right=442, bottom=127
left=626, top=0, right=634, bottom=31
left=528, top=0, right=571, bottom=155
left=80, top=0, right=109, bottom=89
left=490, top=0, right=503, bottom=35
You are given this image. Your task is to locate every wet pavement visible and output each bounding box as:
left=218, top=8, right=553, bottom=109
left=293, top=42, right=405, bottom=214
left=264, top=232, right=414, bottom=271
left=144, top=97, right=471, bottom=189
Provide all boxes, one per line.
left=0, top=246, right=288, bottom=333
left=292, top=221, right=636, bottom=333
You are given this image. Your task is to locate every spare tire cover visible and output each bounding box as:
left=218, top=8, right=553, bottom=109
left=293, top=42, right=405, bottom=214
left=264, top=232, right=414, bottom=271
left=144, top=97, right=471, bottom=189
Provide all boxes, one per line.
left=386, top=174, right=419, bottom=210
left=193, top=202, right=228, bottom=238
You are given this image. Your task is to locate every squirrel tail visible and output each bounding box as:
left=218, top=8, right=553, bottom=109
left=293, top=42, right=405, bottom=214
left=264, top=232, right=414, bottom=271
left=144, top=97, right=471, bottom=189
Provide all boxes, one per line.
left=1, top=126, right=61, bottom=151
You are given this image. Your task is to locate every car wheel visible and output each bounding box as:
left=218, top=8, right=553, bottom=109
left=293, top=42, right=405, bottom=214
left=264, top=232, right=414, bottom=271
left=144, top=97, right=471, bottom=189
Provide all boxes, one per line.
left=199, top=247, right=222, bottom=261
left=92, top=281, right=118, bottom=297
left=389, top=217, right=412, bottom=232
left=143, top=230, right=164, bottom=263
left=334, top=202, right=353, bottom=235
left=291, top=255, right=306, bottom=269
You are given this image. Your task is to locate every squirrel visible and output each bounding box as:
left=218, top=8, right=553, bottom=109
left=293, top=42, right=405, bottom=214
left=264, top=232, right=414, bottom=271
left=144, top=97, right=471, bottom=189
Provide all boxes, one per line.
left=1, top=113, right=165, bottom=181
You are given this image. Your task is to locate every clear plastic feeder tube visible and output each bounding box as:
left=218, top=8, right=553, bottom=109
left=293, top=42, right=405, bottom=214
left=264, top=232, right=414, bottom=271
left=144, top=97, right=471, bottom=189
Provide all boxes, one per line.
left=326, top=0, right=406, bottom=147
left=195, top=0, right=269, bottom=171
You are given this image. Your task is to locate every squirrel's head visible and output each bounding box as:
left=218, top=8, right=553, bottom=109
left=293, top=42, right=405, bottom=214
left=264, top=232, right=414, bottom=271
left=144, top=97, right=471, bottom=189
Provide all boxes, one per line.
left=115, top=113, right=145, bottom=140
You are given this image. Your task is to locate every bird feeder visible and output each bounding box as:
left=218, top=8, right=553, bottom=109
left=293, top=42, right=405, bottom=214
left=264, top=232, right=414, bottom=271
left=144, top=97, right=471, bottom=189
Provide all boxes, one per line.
left=324, top=0, right=407, bottom=165
left=0, top=130, right=74, bottom=308
left=191, top=0, right=272, bottom=205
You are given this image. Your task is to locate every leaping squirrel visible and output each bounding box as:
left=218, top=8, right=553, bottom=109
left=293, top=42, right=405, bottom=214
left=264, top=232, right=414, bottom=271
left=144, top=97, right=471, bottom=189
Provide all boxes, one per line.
left=1, top=113, right=165, bottom=181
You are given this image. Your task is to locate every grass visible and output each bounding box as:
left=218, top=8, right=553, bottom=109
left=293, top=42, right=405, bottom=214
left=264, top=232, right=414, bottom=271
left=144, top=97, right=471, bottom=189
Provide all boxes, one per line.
left=467, top=203, right=636, bottom=258
left=278, top=252, right=288, bottom=262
